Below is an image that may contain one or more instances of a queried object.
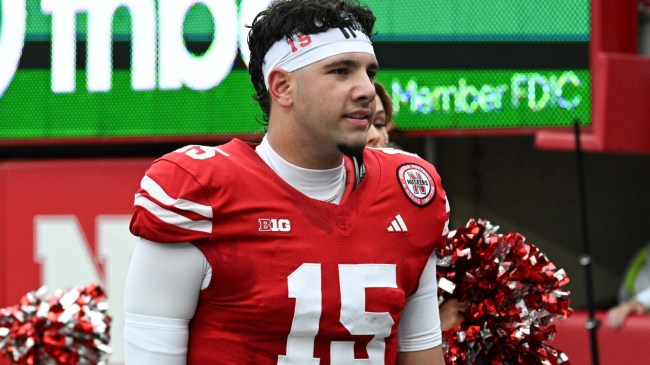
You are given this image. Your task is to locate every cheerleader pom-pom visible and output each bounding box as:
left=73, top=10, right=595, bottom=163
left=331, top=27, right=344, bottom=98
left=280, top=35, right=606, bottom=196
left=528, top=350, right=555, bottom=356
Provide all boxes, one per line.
left=436, top=218, right=572, bottom=365
left=0, top=284, right=112, bottom=364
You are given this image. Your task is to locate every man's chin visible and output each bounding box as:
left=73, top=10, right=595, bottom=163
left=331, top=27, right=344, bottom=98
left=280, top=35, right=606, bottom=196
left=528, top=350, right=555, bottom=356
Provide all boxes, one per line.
left=337, top=141, right=366, bottom=159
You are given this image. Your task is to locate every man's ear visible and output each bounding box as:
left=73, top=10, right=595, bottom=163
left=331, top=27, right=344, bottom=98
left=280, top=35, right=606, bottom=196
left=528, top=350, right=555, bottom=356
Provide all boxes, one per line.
left=268, top=69, right=293, bottom=108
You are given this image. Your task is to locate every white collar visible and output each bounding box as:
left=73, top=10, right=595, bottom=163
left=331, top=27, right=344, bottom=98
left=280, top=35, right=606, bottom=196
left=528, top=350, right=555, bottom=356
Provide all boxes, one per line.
left=255, top=135, right=346, bottom=204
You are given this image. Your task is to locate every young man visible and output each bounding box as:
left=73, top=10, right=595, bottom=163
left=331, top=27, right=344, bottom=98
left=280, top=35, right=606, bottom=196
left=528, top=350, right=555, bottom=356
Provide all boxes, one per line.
left=124, top=0, right=449, bottom=364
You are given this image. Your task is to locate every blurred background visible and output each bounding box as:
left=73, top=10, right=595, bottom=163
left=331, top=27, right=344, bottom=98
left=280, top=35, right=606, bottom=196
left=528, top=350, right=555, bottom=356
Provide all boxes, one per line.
left=0, top=0, right=649, bottom=364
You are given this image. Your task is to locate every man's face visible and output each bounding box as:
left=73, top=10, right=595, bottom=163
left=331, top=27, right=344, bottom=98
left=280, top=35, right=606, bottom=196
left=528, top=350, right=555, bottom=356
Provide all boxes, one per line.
left=290, top=52, right=378, bottom=157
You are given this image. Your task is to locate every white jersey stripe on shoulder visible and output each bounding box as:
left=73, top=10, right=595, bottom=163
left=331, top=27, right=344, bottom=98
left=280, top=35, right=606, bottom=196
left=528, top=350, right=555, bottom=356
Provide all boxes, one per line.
left=134, top=194, right=212, bottom=234
left=141, top=175, right=213, bottom=218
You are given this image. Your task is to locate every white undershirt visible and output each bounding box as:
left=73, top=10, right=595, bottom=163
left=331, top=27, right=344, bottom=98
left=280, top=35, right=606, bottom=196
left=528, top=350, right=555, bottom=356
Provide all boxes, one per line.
left=124, top=138, right=442, bottom=364
left=256, top=135, right=347, bottom=203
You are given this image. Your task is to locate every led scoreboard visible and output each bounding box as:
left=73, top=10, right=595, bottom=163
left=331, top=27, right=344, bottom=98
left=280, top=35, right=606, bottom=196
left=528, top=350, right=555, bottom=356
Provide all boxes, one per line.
left=0, top=0, right=590, bottom=144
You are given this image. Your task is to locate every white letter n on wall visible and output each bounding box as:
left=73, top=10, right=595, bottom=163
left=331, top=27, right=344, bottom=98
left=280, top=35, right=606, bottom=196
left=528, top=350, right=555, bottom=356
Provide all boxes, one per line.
left=35, top=216, right=102, bottom=290
left=34, top=215, right=137, bottom=364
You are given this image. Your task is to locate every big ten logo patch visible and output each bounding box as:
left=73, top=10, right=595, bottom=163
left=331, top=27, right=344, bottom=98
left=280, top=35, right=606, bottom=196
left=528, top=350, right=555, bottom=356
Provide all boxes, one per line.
left=258, top=218, right=291, bottom=232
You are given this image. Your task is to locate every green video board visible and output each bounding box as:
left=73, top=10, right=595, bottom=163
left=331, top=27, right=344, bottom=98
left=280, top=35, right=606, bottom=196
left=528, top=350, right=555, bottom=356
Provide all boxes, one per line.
left=380, top=70, right=590, bottom=131
left=0, top=0, right=590, bottom=143
left=366, top=0, right=589, bottom=41
left=0, top=70, right=263, bottom=139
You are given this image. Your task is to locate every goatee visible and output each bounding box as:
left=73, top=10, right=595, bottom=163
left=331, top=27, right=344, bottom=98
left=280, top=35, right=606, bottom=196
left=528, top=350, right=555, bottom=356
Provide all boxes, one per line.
left=337, top=142, right=365, bottom=159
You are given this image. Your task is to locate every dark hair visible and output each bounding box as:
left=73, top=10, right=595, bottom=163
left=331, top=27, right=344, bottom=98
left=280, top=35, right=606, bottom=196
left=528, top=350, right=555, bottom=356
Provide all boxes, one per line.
left=374, top=81, right=393, bottom=125
left=247, top=0, right=376, bottom=124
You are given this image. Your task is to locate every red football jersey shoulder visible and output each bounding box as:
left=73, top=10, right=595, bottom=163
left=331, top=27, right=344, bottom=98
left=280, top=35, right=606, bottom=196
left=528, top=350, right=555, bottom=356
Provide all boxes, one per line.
left=129, top=139, right=262, bottom=243
left=363, top=146, right=447, bottom=211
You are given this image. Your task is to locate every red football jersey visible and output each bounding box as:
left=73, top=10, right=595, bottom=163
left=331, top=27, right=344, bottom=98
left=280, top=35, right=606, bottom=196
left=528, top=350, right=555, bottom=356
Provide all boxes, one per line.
left=130, top=139, right=449, bottom=364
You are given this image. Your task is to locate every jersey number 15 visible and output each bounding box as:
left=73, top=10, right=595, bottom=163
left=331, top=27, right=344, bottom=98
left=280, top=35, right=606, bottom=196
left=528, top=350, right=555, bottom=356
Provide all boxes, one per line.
left=279, top=263, right=397, bottom=364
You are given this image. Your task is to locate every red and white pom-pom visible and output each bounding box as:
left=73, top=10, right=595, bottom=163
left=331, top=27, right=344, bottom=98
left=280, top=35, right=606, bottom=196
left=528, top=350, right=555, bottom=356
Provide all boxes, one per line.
left=436, top=219, right=572, bottom=365
left=0, top=284, right=112, bottom=364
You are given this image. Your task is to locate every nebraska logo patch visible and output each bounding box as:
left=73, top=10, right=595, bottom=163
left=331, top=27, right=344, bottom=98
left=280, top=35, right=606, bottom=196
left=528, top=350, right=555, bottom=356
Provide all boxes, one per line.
left=397, top=164, right=436, bottom=207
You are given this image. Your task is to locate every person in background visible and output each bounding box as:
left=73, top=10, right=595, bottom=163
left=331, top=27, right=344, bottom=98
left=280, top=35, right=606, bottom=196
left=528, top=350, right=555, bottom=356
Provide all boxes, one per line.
left=607, top=242, right=650, bottom=328
left=607, top=293, right=649, bottom=329
left=124, top=0, right=450, bottom=364
left=366, top=81, right=392, bottom=148
left=366, top=81, right=468, bottom=332
left=439, top=298, right=468, bottom=331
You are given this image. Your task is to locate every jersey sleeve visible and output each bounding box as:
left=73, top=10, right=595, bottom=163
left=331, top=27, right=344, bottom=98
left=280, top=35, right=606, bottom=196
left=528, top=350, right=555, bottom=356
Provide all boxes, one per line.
left=130, top=157, right=215, bottom=243
left=124, top=239, right=207, bottom=365
left=397, top=253, right=442, bottom=352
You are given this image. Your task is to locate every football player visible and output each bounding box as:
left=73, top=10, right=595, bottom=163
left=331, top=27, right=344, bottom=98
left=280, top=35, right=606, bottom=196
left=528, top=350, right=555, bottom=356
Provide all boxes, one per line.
left=124, top=0, right=450, bottom=364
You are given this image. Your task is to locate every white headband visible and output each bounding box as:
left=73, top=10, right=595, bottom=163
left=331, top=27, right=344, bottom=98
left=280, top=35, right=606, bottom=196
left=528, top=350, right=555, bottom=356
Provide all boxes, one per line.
left=262, top=25, right=375, bottom=89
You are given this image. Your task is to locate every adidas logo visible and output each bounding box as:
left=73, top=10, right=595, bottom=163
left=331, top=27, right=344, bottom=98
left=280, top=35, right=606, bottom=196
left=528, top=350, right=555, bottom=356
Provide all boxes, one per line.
left=387, top=214, right=408, bottom=232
